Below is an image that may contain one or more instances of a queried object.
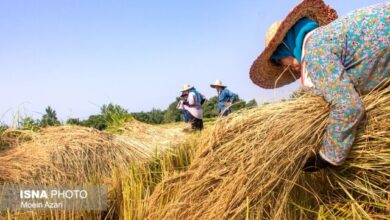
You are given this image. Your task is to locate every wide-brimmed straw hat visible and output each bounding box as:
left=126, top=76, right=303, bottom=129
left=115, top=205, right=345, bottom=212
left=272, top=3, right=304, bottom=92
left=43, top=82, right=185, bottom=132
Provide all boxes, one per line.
left=210, top=80, right=227, bottom=88
left=180, top=84, right=194, bottom=92
left=249, top=0, right=337, bottom=89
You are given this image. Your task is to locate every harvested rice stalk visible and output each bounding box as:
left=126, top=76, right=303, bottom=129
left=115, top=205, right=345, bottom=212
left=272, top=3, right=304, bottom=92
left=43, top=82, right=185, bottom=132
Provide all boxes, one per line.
left=147, top=82, right=389, bottom=220
left=0, top=120, right=186, bottom=185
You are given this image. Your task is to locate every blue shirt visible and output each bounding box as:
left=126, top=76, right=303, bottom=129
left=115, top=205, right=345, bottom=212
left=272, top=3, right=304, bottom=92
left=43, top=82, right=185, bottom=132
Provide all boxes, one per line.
left=218, top=88, right=237, bottom=113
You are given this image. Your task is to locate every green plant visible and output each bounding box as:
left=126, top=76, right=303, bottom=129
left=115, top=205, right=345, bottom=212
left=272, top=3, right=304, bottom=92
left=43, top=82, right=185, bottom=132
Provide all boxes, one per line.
left=0, top=123, right=8, bottom=134
left=66, top=118, right=81, bottom=125
left=21, top=117, right=40, bottom=131
left=163, top=97, right=183, bottom=123
left=40, top=106, right=60, bottom=127
left=202, top=96, right=219, bottom=118
left=81, top=114, right=107, bottom=130
left=80, top=103, right=132, bottom=131
left=101, top=103, right=131, bottom=126
left=132, top=109, right=165, bottom=125
left=245, top=99, right=258, bottom=108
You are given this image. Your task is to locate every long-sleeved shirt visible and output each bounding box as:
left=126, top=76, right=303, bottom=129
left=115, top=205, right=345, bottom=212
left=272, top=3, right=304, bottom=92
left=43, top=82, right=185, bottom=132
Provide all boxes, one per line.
left=218, top=88, right=237, bottom=113
left=182, top=92, right=205, bottom=119
left=301, top=3, right=389, bottom=165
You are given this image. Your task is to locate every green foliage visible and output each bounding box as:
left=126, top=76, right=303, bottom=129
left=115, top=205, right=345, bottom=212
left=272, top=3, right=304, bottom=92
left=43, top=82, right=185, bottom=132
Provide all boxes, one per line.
left=21, top=117, right=40, bottom=131
left=80, top=103, right=132, bottom=131
left=131, top=95, right=258, bottom=125
left=132, top=109, right=166, bottom=125
left=230, top=95, right=246, bottom=112
left=203, top=96, right=219, bottom=118
left=163, top=98, right=183, bottom=123
left=229, top=96, right=257, bottom=112
left=245, top=99, right=258, bottom=108
left=81, top=115, right=107, bottom=130
left=40, top=106, right=60, bottom=127
left=66, top=118, right=81, bottom=125
left=149, top=109, right=165, bottom=124
left=0, top=123, right=8, bottom=134
left=100, top=103, right=132, bottom=127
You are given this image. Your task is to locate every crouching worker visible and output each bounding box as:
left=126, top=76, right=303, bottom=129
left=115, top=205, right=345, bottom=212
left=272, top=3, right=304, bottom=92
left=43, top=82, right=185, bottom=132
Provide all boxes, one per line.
left=177, top=93, right=190, bottom=123
left=210, top=80, right=238, bottom=116
left=249, top=0, right=389, bottom=172
left=179, top=84, right=206, bottom=131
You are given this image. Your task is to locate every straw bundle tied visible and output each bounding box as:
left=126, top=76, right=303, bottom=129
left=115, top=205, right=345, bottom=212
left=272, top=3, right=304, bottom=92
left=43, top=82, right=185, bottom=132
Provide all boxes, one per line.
left=0, top=121, right=184, bottom=185
left=147, top=80, right=390, bottom=220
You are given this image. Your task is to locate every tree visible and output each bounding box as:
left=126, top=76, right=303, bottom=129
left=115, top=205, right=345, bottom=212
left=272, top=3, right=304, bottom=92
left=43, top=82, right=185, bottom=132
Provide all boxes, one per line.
left=40, top=106, right=60, bottom=127
left=131, top=112, right=149, bottom=123
left=66, top=118, right=81, bottom=125
left=245, top=99, right=258, bottom=108
left=203, top=96, right=219, bottom=118
left=21, top=117, right=40, bottom=131
left=148, top=109, right=165, bottom=124
left=132, top=109, right=165, bottom=124
left=79, top=103, right=131, bottom=130
left=81, top=115, right=107, bottom=130
left=230, top=96, right=246, bottom=112
left=164, top=97, right=183, bottom=123
left=100, top=103, right=131, bottom=126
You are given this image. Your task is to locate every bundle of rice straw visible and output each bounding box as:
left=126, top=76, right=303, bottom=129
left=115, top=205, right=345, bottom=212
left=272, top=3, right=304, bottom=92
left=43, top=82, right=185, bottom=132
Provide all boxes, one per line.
left=147, top=80, right=389, bottom=220
left=0, top=125, right=153, bottom=184
left=119, top=120, right=186, bottom=151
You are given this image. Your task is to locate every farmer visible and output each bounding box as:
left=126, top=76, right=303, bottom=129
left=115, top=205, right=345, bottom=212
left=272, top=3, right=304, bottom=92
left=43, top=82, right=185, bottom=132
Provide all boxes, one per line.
left=210, top=80, right=238, bottom=116
left=176, top=93, right=190, bottom=123
left=250, top=0, right=389, bottom=172
left=179, top=84, right=206, bottom=131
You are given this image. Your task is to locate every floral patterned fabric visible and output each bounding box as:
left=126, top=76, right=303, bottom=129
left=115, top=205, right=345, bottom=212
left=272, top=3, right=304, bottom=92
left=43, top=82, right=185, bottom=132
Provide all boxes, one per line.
left=302, top=3, right=389, bottom=165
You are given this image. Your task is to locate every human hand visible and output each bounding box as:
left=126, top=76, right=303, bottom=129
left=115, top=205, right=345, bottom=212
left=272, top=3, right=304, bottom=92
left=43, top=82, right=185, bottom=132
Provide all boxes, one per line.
left=224, top=102, right=232, bottom=107
left=302, top=153, right=334, bottom=172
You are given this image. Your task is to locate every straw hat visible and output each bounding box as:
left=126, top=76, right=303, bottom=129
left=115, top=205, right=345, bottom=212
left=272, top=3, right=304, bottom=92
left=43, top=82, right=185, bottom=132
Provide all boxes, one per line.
left=180, top=84, right=194, bottom=92
left=249, top=0, right=337, bottom=89
left=210, top=80, right=227, bottom=88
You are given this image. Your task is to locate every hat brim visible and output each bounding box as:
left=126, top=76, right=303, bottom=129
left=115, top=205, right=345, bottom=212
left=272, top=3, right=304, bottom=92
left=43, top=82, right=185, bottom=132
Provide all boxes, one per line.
left=210, top=84, right=227, bottom=88
left=249, top=0, right=337, bottom=89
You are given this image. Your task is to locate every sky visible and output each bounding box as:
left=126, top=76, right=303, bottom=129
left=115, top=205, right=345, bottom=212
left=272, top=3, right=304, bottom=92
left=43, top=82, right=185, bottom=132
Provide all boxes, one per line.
left=0, top=0, right=385, bottom=125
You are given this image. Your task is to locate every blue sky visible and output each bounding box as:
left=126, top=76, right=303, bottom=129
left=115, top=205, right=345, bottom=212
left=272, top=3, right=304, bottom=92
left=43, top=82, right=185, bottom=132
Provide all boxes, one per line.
left=0, top=0, right=385, bottom=125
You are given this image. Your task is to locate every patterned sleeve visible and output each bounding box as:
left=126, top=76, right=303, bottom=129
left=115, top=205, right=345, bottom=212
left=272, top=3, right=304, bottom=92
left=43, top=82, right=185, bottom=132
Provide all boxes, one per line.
left=306, top=53, right=364, bottom=165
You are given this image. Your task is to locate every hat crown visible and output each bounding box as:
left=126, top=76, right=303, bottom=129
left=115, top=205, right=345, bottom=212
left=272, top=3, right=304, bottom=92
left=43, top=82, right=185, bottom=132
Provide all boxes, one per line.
left=180, top=84, right=193, bottom=92
left=213, top=80, right=223, bottom=86
left=265, top=21, right=282, bottom=46
left=210, top=80, right=227, bottom=88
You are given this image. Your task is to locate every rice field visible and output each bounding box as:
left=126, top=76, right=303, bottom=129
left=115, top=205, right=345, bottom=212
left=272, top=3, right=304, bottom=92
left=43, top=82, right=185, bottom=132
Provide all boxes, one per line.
left=0, top=81, right=389, bottom=220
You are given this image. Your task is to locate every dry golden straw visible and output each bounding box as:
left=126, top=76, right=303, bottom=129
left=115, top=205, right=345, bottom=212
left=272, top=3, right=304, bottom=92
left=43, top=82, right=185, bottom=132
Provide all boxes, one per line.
left=147, top=80, right=389, bottom=220
left=0, top=120, right=185, bottom=185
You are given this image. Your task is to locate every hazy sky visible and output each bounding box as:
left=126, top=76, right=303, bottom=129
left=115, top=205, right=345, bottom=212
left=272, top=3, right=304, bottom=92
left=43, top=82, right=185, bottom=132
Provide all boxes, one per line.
left=0, top=0, right=385, bottom=125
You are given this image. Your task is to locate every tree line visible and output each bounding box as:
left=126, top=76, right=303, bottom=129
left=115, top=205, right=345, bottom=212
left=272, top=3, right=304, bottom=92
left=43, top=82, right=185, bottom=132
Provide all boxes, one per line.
left=0, top=96, right=257, bottom=132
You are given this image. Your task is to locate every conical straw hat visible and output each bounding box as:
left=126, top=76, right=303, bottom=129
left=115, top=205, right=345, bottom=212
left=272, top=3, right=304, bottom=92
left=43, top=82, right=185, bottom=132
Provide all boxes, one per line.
left=249, top=0, right=337, bottom=89
left=180, top=84, right=194, bottom=92
left=210, top=80, right=227, bottom=88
